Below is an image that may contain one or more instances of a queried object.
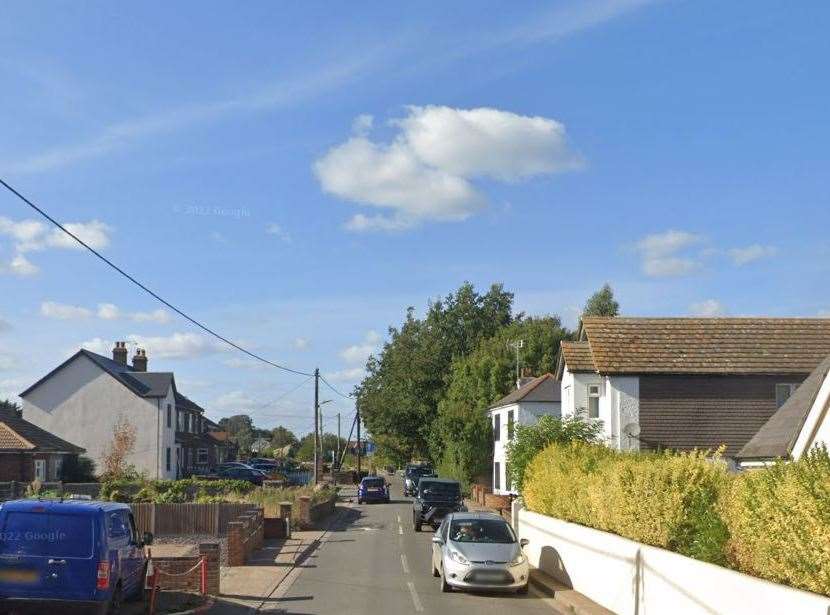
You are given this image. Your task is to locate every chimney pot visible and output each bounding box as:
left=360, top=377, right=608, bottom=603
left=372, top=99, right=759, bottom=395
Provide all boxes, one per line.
left=112, top=341, right=128, bottom=365
left=132, top=347, right=148, bottom=372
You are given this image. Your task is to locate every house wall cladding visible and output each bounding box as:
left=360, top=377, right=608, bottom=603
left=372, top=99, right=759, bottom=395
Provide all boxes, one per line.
left=639, top=374, right=806, bottom=454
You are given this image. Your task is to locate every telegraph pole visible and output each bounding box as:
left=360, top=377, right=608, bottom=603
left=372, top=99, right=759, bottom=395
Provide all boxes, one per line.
left=356, top=405, right=362, bottom=475
left=336, top=413, right=341, bottom=470
left=313, top=368, right=320, bottom=484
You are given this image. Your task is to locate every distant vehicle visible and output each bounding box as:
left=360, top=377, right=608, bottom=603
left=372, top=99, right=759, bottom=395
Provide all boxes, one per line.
left=412, top=478, right=465, bottom=531
left=216, top=466, right=265, bottom=485
left=247, top=457, right=276, bottom=465
left=431, top=512, right=529, bottom=594
left=215, top=461, right=253, bottom=472
left=0, top=498, right=153, bottom=613
left=386, top=465, right=396, bottom=476
left=250, top=463, right=286, bottom=480
left=403, top=464, right=435, bottom=497
left=357, top=476, right=390, bottom=504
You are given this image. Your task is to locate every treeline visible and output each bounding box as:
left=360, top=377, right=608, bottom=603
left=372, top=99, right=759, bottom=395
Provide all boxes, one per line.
left=355, top=281, right=618, bottom=485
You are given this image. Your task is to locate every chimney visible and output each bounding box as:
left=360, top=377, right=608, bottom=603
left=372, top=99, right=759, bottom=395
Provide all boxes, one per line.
left=112, top=341, right=128, bottom=365
left=132, top=348, right=148, bottom=372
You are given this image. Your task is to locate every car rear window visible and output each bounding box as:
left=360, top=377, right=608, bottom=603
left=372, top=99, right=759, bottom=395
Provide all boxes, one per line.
left=363, top=478, right=384, bottom=487
left=419, top=481, right=460, bottom=498
left=0, top=511, right=95, bottom=558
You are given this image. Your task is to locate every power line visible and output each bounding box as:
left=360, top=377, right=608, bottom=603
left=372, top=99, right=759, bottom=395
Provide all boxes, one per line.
left=319, top=374, right=353, bottom=399
left=247, top=375, right=314, bottom=410
left=0, top=178, right=312, bottom=378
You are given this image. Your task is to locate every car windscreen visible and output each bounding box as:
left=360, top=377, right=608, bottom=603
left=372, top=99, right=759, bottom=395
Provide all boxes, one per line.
left=418, top=481, right=459, bottom=499
left=449, top=519, right=516, bottom=544
left=407, top=467, right=433, bottom=477
left=362, top=478, right=385, bottom=488
left=0, top=511, right=95, bottom=557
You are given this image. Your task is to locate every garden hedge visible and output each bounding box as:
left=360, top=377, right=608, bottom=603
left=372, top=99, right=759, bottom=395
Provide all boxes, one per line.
left=522, top=441, right=830, bottom=596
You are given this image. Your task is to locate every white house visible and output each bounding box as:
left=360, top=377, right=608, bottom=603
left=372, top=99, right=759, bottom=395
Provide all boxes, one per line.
left=21, top=342, right=189, bottom=479
left=557, top=317, right=830, bottom=459
left=737, top=354, right=830, bottom=466
left=488, top=373, right=561, bottom=495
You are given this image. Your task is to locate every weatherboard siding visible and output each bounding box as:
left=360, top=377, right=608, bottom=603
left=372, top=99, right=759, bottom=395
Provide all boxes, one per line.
left=638, top=374, right=806, bottom=455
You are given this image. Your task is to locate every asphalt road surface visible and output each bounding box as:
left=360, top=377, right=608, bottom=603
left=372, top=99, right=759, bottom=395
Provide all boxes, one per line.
left=273, top=475, right=565, bottom=615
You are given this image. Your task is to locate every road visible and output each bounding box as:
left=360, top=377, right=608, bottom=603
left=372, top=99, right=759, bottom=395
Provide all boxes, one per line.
left=271, top=476, right=565, bottom=615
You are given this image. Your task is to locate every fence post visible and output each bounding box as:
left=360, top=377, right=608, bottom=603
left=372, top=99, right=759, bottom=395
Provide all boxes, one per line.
left=213, top=503, right=220, bottom=537
left=151, top=504, right=157, bottom=535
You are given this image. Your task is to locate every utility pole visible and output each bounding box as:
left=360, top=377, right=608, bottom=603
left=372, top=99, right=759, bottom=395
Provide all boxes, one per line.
left=313, top=367, right=319, bottom=484
left=356, top=405, right=362, bottom=475
left=509, top=339, right=524, bottom=386
left=336, top=413, right=341, bottom=470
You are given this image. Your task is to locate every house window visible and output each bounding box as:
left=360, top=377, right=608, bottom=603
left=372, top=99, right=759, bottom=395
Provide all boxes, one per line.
left=177, top=411, right=182, bottom=431
left=34, top=459, right=46, bottom=482
left=505, top=462, right=511, bottom=491
left=588, top=384, right=601, bottom=419
left=166, top=404, right=172, bottom=428
left=775, top=383, right=798, bottom=408
left=165, top=448, right=171, bottom=472
left=197, top=449, right=208, bottom=465
left=493, top=414, right=501, bottom=442
left=494, top=462, right=501, bottom=491
left=507, top=410, right=514, bottom=440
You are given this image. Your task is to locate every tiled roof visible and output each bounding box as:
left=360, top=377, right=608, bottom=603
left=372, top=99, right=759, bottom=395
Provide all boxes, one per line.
left=738, top=356, right=830, bottom=459
left=0, top=408, right=84, bottom=453
left=581, top=317, right=830, bottom=375
left=489, top=373, right=561, bottom=409
left=560, top=341, right=596, bottom=372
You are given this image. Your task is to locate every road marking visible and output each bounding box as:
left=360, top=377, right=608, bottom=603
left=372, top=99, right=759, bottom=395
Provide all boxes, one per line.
left=396, top=514, right=401, bottom=523
left=400, top=553, right=410, bottom=574
left=407, top=581, right=424, bottom=612
left=398, top=525, right=403, bottom=535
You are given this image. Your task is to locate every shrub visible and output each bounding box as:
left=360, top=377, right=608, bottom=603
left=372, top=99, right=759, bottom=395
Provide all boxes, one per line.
left=721, top=446, right=830, bottom=595
left=506, top=415, right=603, bottom=492
left=60, top=455, right=97, bottom=482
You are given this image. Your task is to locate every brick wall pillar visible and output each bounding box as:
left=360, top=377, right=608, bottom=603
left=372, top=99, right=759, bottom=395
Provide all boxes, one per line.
left=198, top=543, right=220, bottom=595
left=227, top=521, right=244, bottom=566
left=297, top=495, right=311, bottom=528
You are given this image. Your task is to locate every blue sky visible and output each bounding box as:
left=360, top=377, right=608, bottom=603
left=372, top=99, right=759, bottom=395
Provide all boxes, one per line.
left=1, top=1, right=828, bottom=435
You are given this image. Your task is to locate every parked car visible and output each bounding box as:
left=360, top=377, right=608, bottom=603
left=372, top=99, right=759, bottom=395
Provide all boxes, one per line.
left=249, top=463, right=286, bottom=480
left=412, top=478, right=465, bottom=531
left=431, top=512, right=529, bottom=594
left=216, top=466, right=265, bottom=485
left=215, top=461, right=253, bottom=473
left=403, top=464, right=434, bottom=497
left=0, top=498, right=153, bottom=613
left=357, top=476, right=390, bottom=504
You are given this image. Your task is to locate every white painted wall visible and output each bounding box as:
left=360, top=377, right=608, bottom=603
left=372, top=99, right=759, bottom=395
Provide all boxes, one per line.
left=515, top=505, right=830, bottom=615
left=22, top=354, right=173, bottom=479
left=490, top=401, right=561, bottom=495
left=792, top=369, right=830, bottom=460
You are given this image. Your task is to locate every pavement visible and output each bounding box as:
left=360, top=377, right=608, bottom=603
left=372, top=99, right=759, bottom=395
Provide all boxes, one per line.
left=205, top=477, right=605, bottom=614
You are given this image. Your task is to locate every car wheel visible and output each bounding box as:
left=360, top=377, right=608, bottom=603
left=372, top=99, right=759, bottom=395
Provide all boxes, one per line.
left=440, top=572, right=451, bottom=593
left=517, top=583, right=529, bottom=595
left=106, top=585, right=123, bottom=614
left=432, top=562, right=439, bottom=577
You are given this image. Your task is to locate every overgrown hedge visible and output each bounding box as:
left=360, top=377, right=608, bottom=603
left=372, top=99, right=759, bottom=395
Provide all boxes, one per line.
left=100, top=478, right=256, bottom=503
left=523, top=442, right=830, bottom=596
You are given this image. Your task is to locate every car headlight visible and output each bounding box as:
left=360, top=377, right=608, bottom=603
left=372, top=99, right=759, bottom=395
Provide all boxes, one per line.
left=448, top=550, right=469, bottom=566
left=509, top=553, right=526, bottom=567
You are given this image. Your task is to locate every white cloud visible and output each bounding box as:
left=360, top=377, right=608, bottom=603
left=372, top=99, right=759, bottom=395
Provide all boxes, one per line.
left=97, top=303, right=121, bottom=320
left=352, top=114, right=374, bottom=136
left=0, top=217, right=45, bottom=243
left=634, top=230, right=703, bottom=278
left=2, top=254, right=39, bottom=277
left=0, top=354, right=17, bottom=371
left=125, top=332, right=227, bottom=360
left=266, top=224, right=291, bottom=243
left=315, top=106, right=580, bottom=231
left=223, top=357, right=269, bottom=370
left=728, top=244, right=777, bottom=266
left=78, top=337, right=110, bottom=355
left=324, top=367, right=365, bottom=383
left=293, top=337, right=310, bottom=351
left=41, top=301, right=92, bottom=320
left=340, top=330, right=381, bottom=365
left=212, top=390, right=256, bottom=413
left=130, top=309, right=171, bottom=324
left=690, top=299, right=727, bottom=317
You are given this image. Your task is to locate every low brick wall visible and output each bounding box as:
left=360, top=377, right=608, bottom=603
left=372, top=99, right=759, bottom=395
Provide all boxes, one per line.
left=227, top=508, right=265, bottom=566
left=151, top=543, right=220, bottom=595
left=484, top=493, right=512, bottom=511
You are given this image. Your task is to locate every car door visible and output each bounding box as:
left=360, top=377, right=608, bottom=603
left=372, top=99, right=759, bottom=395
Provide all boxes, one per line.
left=433, top=518, right=448, bottom=570
left=122, top=511, right=144, bottom=596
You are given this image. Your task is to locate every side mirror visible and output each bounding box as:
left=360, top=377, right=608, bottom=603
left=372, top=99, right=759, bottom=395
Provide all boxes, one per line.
left=520, top=538, right=529, bottom=548
left=431, top=535, right=443, bottom=545
left=143, top=532, right=154, bottom=546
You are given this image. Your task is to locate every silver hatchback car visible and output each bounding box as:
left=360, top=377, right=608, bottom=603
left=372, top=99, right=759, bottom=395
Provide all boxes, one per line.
left=431, top=512, right=530, bottom=593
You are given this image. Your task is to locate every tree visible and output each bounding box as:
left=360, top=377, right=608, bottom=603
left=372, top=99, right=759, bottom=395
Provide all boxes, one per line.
left=60, top=455, right=96, bottom=482
left=0, top=398, right=21, bottom=415
left=356, top=282, right=514, bottom=462
left=271, top=426, right=298, bottom=449
left=101, top=416, right=137, bottom=479
left=294, top=432, right=346, bottom=463
left=218, top=414, right=256, bottom=453
left=431, top=316, right=571, bottom=486
left=505, top=415, right=603, bottom=492
left=583, top=283, right=620, bottom=317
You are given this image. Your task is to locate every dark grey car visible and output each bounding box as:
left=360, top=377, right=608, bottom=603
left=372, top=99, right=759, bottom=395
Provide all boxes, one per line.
left=412, top=478, right=465, bottom=531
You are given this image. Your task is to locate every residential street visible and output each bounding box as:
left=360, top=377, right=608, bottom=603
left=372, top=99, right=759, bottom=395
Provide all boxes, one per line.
left=268, top=477, right=564, bottom=615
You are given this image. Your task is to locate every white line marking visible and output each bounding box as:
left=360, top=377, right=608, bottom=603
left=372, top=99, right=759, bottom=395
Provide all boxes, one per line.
left=407, top=581, right=424, bottom=612
left=400, top=553, right=410, bottom=574
left=397, top=514, right=401, bottom=523
left=398, top=525, right=403, bottom=535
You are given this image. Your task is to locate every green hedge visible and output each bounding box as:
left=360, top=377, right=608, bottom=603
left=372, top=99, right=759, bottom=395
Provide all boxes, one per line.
left=100, top=478, right=255, bottom=503
left=523, top=442, right=830, bottom=595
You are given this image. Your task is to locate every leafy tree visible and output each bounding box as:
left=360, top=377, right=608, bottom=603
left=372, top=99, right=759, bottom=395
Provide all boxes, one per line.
left=356, top=282, right=514, bottom=462
left=218, top=414, right=256, bottom=453
left=271, top=426, right=298, bottom=449
left=583, top=283, right=620, bottom=317
left=60, top=455, right=96, bottom=482
left=506, top=415, right=603, bottom=492
left=294, top=432, right=347, bottom=463
left=0, top=398, right=21, bottom=415
left=432, top=316, right=570, bottom=486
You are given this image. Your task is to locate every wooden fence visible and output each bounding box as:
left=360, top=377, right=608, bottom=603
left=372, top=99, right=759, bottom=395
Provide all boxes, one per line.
left=130, top=503, right=260, bottom=537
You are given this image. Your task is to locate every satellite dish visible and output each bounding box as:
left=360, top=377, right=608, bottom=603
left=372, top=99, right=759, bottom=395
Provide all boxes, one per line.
left=623, top=423, right=641, bottom=438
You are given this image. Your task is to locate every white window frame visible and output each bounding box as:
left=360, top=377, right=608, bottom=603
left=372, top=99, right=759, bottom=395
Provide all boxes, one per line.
left=587, top=383, right=601, bottom=419
left=197, top=448, right=208, bottom=465
left=34, top=459, right=46, bottom=481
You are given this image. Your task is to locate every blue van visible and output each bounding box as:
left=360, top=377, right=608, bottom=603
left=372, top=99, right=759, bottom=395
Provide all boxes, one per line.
left=0, top=499, right=152, bottom=614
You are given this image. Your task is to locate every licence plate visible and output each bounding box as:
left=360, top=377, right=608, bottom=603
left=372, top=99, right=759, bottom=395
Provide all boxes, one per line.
left=368, top=488, right=380, bottom=493
left=0, top=569, right=39, bottom=584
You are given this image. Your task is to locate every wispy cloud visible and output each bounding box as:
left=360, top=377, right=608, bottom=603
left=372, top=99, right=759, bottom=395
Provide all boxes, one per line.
left=6, top=51, right=386, bottom=176
left=728, top=244, right=777, bottom=266
left=266, top=224, right=292, bottom=243
left=690, top=299, right=727, bottom=317
left=634, top=230, right=703, bottom=278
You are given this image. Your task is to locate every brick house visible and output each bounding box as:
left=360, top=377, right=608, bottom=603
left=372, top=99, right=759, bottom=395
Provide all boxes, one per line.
left=0, top=406, right=85, bottom=482
left=557, top=317, right=830, bottom=460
